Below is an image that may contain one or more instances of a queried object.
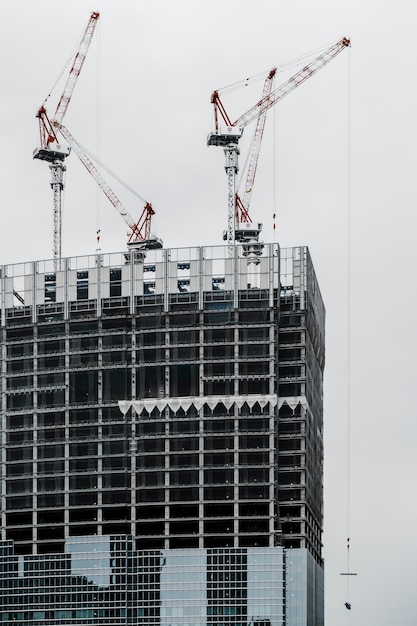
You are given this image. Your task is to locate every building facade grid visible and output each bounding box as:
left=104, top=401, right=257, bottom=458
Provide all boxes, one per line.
left=0, top=243, right=324, bottom=626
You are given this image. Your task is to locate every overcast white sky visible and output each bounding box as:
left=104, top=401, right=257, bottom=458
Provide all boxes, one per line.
left=1, top=1, right=416, bottom=624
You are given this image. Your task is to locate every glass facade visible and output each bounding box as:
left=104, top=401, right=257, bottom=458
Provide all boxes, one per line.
left=0, top=537, right=288, bottom=626
left=0, top=244, right=325, bottom=625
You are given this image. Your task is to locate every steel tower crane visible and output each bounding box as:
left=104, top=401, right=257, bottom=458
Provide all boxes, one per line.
left=34, top=11, right=99, bottom=269
left=211, top=67, right=276, bottom=233
left=58, top=124, right=162, bottom=261
left=208, top=37, right=350, bottom=253
left=210, top=67, right=276, bottom=261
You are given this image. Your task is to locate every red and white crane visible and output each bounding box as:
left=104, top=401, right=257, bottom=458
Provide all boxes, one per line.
left=211, top=67, right=276, bottom=232
left=58, top=124, right=162, bottom=257
left=34, top=11, right=100, bottom=269
left=208, top=37, right=350, bottom=253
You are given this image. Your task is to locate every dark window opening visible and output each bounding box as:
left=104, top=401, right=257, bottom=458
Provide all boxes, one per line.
left=69, top=371, right=98, bottom=404
left=137, top=365, right=165, bottom=398
left=77, top=271, right=88, bottom=300
left=109, top=268, right=122, bottom=298
left=169, top=364, right=199, bottom=397
left=44, top=274, right=56, bottom=303
left=170, top=504, right=199, bottom=518
left=204, top=486, right=234, bottom=501
left=204, top=503, right=234, bottom=517
left=169, top=520, right=198, bottom=535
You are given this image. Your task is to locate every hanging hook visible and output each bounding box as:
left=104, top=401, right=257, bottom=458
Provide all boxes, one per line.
left=340, top=537, right=357, bottom=609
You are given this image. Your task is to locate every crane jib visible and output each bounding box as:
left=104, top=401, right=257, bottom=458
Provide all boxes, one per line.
left=234, top=37, right=350, bottom=129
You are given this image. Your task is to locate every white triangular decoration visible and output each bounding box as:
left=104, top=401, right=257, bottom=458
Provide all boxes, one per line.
left=168, top=399, right=181, bottom=413
left=223, top=397, right=234, bottom=411
left=206, top=398, right=219, bottom=411
left=247, top=398, right=257, bottom=411
left=143, top=400, right=156, bottom=414
left=193, top=398, right=204, bottom=411
left=278, top=396, right=308, bottom=411
left=131, top=401, right=142, bottom=415
left=120, top=394, right=279, bottom=415
left=258, top=397, right=269, bottom=409
left=181, top=399, right=193, bottom=413
left=156, top=399, right=168, bottom=412
left=118, top=401, right=131, bottom=415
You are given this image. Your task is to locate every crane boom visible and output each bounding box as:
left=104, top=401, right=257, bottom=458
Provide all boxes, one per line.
left=237, top=67, right=276, bottom=223
left=35, top=12, right=100, bottom=153
left=58, top=124, right=160, bottom=247
left=234, top=37, right=350, bottom=129
left=53, top=12, right=100, bottom=130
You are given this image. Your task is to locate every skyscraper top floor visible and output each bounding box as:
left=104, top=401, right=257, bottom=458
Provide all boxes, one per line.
left=0, top=243, right=324, bottom=328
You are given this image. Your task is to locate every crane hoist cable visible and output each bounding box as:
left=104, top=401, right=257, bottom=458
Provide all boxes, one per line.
left=217, top=40, right=340, bottom=96
left=40, top=27, right=91, bottom=111
left=338, top=43, right=357, bottom=610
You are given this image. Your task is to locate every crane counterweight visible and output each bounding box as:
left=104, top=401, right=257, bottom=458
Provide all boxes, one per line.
left=33, top=145, right=70, bottom=163
left=207, top=127, right=243, bottom=147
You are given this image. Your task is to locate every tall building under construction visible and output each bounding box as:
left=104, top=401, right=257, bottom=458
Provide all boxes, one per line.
left=0, top=241, right=325, bottom=626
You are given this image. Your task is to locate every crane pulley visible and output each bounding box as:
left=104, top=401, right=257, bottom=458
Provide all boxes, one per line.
left=53, top=12, right=100, bottom=131
left=208, top=37, right=350, bottom=253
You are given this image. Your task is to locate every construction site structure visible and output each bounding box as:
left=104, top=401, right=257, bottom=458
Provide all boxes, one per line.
left=0, top=241, right=325, bottom=625
left=34, top=12, right=100, bottom=270
left=3, top=21, right=352, bottom=623
left=208, top=37, right=350, bottom=255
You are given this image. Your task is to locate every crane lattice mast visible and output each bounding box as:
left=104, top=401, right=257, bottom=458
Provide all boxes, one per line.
left=34, top=12, right=99, bottom=270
